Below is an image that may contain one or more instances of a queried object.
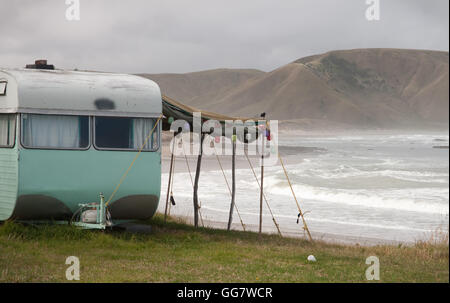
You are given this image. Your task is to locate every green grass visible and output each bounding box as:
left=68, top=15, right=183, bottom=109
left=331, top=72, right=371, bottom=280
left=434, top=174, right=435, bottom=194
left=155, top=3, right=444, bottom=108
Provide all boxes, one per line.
left=0, top=214, right=448, bottom=283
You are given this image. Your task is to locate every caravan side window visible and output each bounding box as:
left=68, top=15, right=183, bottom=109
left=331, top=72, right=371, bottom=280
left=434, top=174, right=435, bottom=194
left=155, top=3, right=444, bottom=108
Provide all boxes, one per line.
left=0, top=114, right=16, bottom=148
left=21, top=114, right=90, bottom=149
left=94, top=117, right=159, bottom=151
left=0, top=80, right=6, bottom=96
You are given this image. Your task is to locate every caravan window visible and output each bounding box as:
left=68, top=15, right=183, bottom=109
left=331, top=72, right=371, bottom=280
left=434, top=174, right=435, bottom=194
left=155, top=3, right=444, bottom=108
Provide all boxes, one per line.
left=94, top=117, right=159, bottom=151
left=0, top=81, right=6, bottom=95
left=21, top=114, right=90, bottom=149
left=0, top=114, right=16, bottom=148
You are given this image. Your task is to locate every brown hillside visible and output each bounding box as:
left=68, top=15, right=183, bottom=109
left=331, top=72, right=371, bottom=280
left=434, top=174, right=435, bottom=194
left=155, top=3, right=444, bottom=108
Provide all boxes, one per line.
left=140, top=68, right=264, bottom=107
left=140, top=49, right=449, bottom=129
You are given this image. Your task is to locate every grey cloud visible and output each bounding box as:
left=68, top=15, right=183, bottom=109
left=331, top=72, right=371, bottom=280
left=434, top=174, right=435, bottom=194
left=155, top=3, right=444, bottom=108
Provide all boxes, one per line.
left=0, top=0, right=448, bottom=73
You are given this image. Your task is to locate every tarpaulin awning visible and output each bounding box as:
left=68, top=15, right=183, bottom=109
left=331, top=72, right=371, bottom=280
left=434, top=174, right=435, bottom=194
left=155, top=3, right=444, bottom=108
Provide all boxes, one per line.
left=162, top=95, right=265, bottom=140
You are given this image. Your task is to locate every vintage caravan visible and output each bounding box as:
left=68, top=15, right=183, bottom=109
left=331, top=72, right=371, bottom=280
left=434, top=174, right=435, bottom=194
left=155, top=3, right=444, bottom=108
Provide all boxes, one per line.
left=0, top=61, right=162, bottom=223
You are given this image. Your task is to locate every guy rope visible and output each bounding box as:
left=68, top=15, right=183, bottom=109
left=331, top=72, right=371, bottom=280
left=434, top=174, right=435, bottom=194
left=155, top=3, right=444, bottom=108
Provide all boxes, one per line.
left=105, top=114, right=164, bottom=207
left=278, top=154, right=313, bottom=242
left=244, top=150, right=282, bottom=237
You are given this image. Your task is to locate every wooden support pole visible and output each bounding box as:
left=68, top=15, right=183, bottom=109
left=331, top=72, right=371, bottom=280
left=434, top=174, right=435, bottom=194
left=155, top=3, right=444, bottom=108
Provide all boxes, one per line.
left=164, top=135, right=176, bottom=222
left=227, top=137, right=236, bottom=231
left=193, top=132, right=205, bottom=228
left=168, top=152, right=176, bottom=216
left=259, top=131, right=265, bottom=234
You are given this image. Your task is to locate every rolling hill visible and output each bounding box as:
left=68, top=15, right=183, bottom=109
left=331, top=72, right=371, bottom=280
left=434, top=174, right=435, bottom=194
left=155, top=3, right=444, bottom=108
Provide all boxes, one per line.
left=140, top=68, right=264, bottom=108
left=139, top=49, right=449, bottom=129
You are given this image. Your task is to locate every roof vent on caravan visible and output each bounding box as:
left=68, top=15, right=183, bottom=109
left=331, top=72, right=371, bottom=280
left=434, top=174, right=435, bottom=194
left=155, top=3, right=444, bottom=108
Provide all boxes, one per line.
left=25, top=59, right=55, bottom=70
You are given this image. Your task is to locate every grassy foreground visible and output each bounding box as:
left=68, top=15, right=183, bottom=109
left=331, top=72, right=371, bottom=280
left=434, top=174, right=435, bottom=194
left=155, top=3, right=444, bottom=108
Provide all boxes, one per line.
left=0, top=214, right=448, bottom=283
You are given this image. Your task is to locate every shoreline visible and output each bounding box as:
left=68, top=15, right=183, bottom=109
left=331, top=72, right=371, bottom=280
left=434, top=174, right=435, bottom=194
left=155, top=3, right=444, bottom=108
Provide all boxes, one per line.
left=159, top=130, right=449, bottom=247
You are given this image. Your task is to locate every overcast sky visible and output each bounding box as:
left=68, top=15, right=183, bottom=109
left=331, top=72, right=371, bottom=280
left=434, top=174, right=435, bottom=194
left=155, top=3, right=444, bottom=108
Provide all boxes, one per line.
left=0, top=0, right=448, bottom=73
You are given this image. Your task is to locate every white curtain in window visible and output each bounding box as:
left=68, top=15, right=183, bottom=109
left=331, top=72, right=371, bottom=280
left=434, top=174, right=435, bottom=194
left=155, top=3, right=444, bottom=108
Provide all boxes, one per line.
left=131, top=118, right=156, bottom=150
left=22, top=114, right=81, bottom=148
left=0, top=115, right=14, bottom=146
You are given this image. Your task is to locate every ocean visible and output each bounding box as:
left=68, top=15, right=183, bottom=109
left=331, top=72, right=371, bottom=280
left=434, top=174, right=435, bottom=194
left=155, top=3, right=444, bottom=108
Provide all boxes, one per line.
left=159, top=132, right=449, bottom=245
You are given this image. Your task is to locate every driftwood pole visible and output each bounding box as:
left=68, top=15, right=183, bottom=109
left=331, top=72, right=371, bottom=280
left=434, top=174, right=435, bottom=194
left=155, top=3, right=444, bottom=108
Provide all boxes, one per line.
left=259, top=126, right=265, bottom=234
left=193, top=132, right=205, bottom=228
left=227, top=136, right=236, bottom=231
left=164, top=135, right=176, bottom=222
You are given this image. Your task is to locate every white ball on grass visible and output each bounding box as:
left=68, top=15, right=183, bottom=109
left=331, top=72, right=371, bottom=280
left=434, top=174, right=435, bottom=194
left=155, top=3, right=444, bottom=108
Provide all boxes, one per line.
left=307, top=255, right=316, bottom=262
